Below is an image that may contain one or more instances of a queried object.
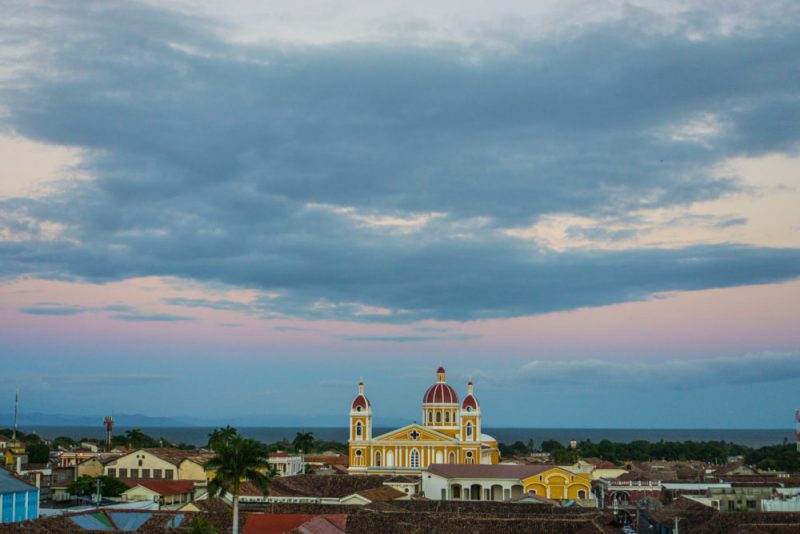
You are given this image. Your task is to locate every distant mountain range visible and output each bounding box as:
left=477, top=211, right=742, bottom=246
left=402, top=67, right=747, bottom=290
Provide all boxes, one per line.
left=1, top=412, right=409, bottom=428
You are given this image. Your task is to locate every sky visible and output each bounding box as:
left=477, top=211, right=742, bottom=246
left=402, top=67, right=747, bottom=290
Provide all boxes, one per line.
left=1, top=0, right=799, bottom=429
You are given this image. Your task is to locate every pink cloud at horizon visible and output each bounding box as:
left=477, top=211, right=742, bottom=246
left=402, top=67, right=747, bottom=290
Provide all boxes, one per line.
left=2, top=276, right=797, bottom=364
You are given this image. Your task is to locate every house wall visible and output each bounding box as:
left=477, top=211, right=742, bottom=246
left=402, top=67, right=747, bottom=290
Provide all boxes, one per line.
left=178, top=460, right=209, bottom=482
left=104, top=451, right=178, bottom=480
left=77, top=459, right=104, bottom=478
left=0, top=489, right=39, bottom=524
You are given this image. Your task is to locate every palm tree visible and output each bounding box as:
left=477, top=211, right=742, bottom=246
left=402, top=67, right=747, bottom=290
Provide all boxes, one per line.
left=205, top=436, right=272, bottom=534
left=207, top=425, right=239, bottom=451
left=124, top=428, right=154, bottom=448
left=292, top=431, right=314, bottom=454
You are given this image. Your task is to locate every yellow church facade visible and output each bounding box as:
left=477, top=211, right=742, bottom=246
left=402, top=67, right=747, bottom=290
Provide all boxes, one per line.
left=348, top=367, right=499, bottom=475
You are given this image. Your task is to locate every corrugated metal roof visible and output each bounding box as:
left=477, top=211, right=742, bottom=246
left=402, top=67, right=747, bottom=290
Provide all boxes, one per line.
left=0, top=468, right=35, bottom=493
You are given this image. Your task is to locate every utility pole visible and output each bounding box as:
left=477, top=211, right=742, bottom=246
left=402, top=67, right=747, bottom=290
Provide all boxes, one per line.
left=12, top=389, right=19, bottom=440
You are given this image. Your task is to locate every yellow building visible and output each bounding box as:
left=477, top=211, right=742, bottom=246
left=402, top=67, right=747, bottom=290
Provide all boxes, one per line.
left=348, top=367, right=499, bottom=475
left=104, top=448, right=214, bottom=482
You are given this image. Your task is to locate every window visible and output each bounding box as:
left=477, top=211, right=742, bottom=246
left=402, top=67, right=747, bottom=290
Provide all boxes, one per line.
left=130, top=469, right=139, bottom=478
left=108, top=468, right=116, bottom=477
left=466, top=406, right=472, bottom=412
left=448, top=452, right=455, bottom=464
left=746, top=500, right=757, bottom=509
left=436, top=412, right=441, bottom=423
left=142, top=469, right=150, bottom=478
left=410, top=449, right=420, bottom=468
left=578, top=490, right=586, bottom=499
left=153, top=469, right=162, bottom=479
left=165, top=469, right=174, bottom=480
left=356, top=422, right=362, bottom=437
left=465, top=451, right=474, bottom=464
left=375, top=451, right=381, bottom=467
left=138, top=459, right=143, bottom=467
left=445, top=412, right=450, bottom=423
left=428, top=412, right=433, bottom=423
left=119, top=468, right=128, bottom=478
left=466, top=422, right=473, bottom=437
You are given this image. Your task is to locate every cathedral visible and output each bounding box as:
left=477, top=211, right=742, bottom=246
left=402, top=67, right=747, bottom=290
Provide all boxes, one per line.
left=348, top=367, right=499, bottom=474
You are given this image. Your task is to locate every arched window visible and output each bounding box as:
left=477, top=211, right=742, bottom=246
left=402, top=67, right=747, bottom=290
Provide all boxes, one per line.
left=410, top=449, right=420, bottom=468
left=375, top=451, right=382, bottom=467
left=448, top=451, right=456, bottom=464
left=436, top=411, right=441, bottom=423
left=578, top=490, right=586, bottom=499
left=355, top=449, right=363, bottom=466
left=465, top=451, right=474, bottom=464
left=466, top=421, right=473, bottom=437
left=428, top=411, right=433, bottom=423
left=445, top=411, right=450, bottom=423
left=356, top=422, right=362, bottom=438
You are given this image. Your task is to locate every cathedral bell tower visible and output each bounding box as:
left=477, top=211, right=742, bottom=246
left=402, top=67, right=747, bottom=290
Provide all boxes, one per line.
left=348, top=381, right=372, bottom=469
left=460, top=380, right=481, bottom=445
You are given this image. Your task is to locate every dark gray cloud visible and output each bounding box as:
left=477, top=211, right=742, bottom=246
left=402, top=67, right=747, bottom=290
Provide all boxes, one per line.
left=509, top=352, right=800, bottom=391
left=1, top=1, right=799, bottom=322
left=18, top=303, right=136, bottom=315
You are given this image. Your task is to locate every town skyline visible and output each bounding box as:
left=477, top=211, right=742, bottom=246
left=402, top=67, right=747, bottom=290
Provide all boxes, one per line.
left=1, top=0, right=800, bottom=429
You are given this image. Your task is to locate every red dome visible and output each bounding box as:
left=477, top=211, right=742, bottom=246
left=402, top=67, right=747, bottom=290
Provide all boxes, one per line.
left=423, top=382, right=459, bottom=404
left=352, top=394, right=370, bottom=410
left=462, top=394, right=479, bottom=411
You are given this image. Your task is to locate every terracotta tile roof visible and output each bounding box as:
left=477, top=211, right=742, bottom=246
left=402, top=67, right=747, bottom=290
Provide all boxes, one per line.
left=352, top=485, right=406, bottom=502
left=243, top=514, right=347, bottom=534
left=426, top=463, right=554, bottom=480
left=121, top=478, right=195, bottom=496
left=385, top=475, right=419, bottom=484
left=129, top=447, right=213, bottom=466
left=243, top=475, right=391, bottom=499
left=303, top=454, right=348, bottom=464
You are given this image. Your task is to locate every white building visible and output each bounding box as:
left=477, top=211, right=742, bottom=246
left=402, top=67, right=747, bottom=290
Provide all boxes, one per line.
left=421, top=464, right=592, bottom=502
left=268, top=453, right=304, bottom=476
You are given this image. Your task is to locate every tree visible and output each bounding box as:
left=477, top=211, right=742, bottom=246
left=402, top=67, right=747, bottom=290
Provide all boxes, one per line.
left=206, top=436, right=273, bottom=534
left=189, top=516, right=219, bottom=534
left=26, top=443, right=50, bottom=463
left=207, top=426, right=239, bottom=451
left=69, top=476, right=128, bottom=498
left=292, top=431, right=314, bottom=454
left=53, top=436, right=77, bottom=449
left=123, top=428, right=159, bottom=448
left=541, top=440, right=564, bottom=453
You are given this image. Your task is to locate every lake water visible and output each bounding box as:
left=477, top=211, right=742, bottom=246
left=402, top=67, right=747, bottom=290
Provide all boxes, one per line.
left=24, top=426, right=794, bottom=448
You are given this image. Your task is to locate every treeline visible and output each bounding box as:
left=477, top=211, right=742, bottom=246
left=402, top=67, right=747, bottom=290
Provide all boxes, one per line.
left=498, top=438, right=800, bottom=472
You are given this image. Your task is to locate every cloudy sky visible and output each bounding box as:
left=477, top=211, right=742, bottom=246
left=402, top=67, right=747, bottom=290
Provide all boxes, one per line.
left=1, top=0, right=799, bottom=428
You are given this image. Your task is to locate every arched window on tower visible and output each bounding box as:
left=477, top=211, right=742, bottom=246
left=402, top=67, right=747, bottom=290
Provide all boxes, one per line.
left=375, top=451, right=382, bottom=467
left=428, top=411, right=433, bottom=424
left=356, top=422, right=362, bottom=438
left=410, top=449, right=420, bottom=468
left=466, top=421, right=473, bottom=438
left=445, top=411, right=450, bottom=423
left=436, top=411, right=442, bottom=423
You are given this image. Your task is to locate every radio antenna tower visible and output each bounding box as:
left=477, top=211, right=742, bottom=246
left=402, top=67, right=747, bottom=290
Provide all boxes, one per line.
left=104, top=415, right=114, bottom=452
